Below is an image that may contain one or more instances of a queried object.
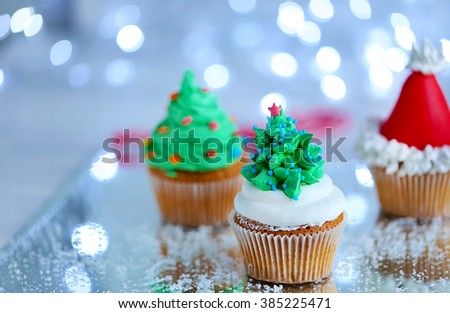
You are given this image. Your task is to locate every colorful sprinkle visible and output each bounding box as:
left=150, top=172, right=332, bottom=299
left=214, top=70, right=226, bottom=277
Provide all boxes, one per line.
left=268, top=170, right=273, bottom=176
left=157, top=126, right=169, bottom=134
left=301, top=175, right=305, bottom=180
left=206, top=150, right=217, bottom=158
left=253, top=125, right=257, bottom=130
left=287, top=117, right=292, bottom=122
left=170, top=92, right=179, bottom=100
left=147, top=151, right=156, bottom=159
left=181, top=116, right=193, bottom=126
left=169, top=154, right=181, bottom=164
left=209, top=121, right=219, bottom=130
left=293, top=119, right=298, bottom=124
left=293, top=196, right=299, bottom=201
left=282, top=183, right=287, bottom=189
left=251, top=168, right=256, bottom=173
left=271, top=185, right=276, bottom=191
left=273, top=143, right=278, bottom=147
left=267, top=154, right=272, bottom=159
left=250, top=153, right=255, bottom=158
left=268, top=180, right=273, bottom=185
left=284, top=170, right=289, bottom=175
left=266, top=123, right=270, bottom=128
left=290, top=163, right=295, bottom=168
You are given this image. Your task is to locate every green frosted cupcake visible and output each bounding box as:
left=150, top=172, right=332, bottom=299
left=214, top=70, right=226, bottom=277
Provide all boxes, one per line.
left=147, top=70, right=243, bottom=226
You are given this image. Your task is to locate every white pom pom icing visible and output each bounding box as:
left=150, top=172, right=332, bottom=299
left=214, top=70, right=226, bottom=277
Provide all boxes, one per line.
left=408, top=38, right=447, bottom=74
left=356, top=119, right=450, bottom=176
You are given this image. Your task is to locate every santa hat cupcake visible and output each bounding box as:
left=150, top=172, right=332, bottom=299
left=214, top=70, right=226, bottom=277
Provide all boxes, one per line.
left=358, top=39, right=450, bottom=218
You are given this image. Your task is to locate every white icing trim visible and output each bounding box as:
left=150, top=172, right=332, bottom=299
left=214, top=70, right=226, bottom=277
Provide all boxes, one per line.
left=356, top=119, right=450, bottom=176
left=408, top=39, right=447, bottom=74
left=234, top=176, right=345, bottom=227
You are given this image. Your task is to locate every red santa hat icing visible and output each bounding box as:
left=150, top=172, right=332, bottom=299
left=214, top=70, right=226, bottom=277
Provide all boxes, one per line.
left=380, top=39, right=450, bottom=150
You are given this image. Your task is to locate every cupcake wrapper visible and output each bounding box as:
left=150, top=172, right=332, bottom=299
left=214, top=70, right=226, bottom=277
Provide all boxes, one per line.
left=229, top=210, right=346, bottom=284
left=371, top=167, right=450, bottom=218
left=150, top=173, right=243, bottom=226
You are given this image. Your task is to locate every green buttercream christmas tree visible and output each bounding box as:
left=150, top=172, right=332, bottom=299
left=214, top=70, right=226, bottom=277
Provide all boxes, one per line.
left=146, top=70, right=241, bottom=176
left=241, top=104, right=324, bottom=200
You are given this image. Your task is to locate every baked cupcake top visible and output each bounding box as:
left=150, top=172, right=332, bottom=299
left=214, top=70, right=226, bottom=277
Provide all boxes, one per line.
left=358, top=39, right=450, bottom=176
left=146, top=70, right=240, bottom=176
left=235, top=104, right=345, bottom=226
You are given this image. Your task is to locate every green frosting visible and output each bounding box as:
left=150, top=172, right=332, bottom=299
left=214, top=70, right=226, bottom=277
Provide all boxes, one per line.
left=241, top=109, right=324, bottom=200
left=147, top=70, right=241, bottom=176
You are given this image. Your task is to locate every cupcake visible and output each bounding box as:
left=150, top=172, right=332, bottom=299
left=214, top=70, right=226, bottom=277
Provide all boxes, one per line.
left=146, top=70, right=243, bottom=226
left=358, top=39, right=450, bottom=218
left=229, top=104, right=346, bottom=284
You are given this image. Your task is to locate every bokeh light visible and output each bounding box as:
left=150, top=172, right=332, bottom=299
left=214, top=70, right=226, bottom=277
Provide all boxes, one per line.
left=270, top=52, right=298, bottom=77
left=298, top=21, right=321, bottom=46
left=105, top=59, right=136, bottom=87
left=228, top=0, right=256, bottom=14
left=277, top=2, right=305, bottom=35
left=315, top=46, right=341, bottom=72
left=64, top=266, right=92, bottom=293
left=394, top=26, right=415, bottom=50
left=0, top=14, right=11, bottom=39
left=10, top=7, right=34, bottom=33
left=0, top=69, right=4, bottom=87
left=260, top=93, right=287, bottom=115
left=71, top=222, right=109, bottom=257
left=50, top=40, right=72, bottom=66
left=364, top=42, right=385, bottom=65
left=369, top=63, right=393, bottom=89
left=309, top=0, right=334, bottom=21
left=116, top=25, right=144, bottom=53
left=89, top=152, right=118, bottom=180
left=320, top=75, right=346, bottom=100
left=349, top=0, right=372, bottom=20
left=355, top=164, right=374, bottom=187
left=23, top=14, right=43, bottom=37
left=390, top=13, right=410, bottom=29
left=440, top=39, right=450, bottom=62
left=383, top=47, right=407, bottom=72
left=204, top=64, right=229, bottom=89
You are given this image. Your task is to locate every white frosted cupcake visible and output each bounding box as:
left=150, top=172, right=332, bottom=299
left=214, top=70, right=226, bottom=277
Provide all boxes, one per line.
left=229, top=104, right=346, bottom=284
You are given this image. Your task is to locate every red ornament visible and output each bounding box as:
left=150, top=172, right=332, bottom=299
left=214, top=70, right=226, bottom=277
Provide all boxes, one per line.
left=206, top=150, right=217, bottom=158
left=157, top=126, right=169, bottom=134
left=147, top=151, right=156, bottom=160
left=169, top=154, right=182, bottom=164
left=380, top=71, right=450, bottom=149
left=181, top=116, right=193, bottom=126
left=209, top=121, right=219, bottom=130
left=268, top=103, right=282, bottom=117
left=170, top=92, right=179, bottom=100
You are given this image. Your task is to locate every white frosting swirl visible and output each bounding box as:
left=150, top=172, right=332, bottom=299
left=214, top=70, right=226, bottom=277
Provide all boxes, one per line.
left=356, top=119, right=450, bottom=176
left=408, top=39, right=447, bottom=74
left=234, top=175, right=345, bottom=227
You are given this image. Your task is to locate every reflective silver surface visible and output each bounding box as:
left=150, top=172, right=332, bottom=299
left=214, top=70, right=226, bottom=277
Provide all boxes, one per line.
left=0, top=157, right=448, bottom=293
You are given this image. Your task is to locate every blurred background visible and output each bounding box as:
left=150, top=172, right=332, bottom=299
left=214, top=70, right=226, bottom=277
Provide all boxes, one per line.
left=1, top=0, right=450, bottom=248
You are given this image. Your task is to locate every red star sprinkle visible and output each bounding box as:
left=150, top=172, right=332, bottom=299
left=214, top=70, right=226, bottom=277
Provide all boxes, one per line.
left=170, top=92, right=179, bottom=100
left=268, top=103, right=282, bottom=117
left=157, top=126, right=169, bottom=134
